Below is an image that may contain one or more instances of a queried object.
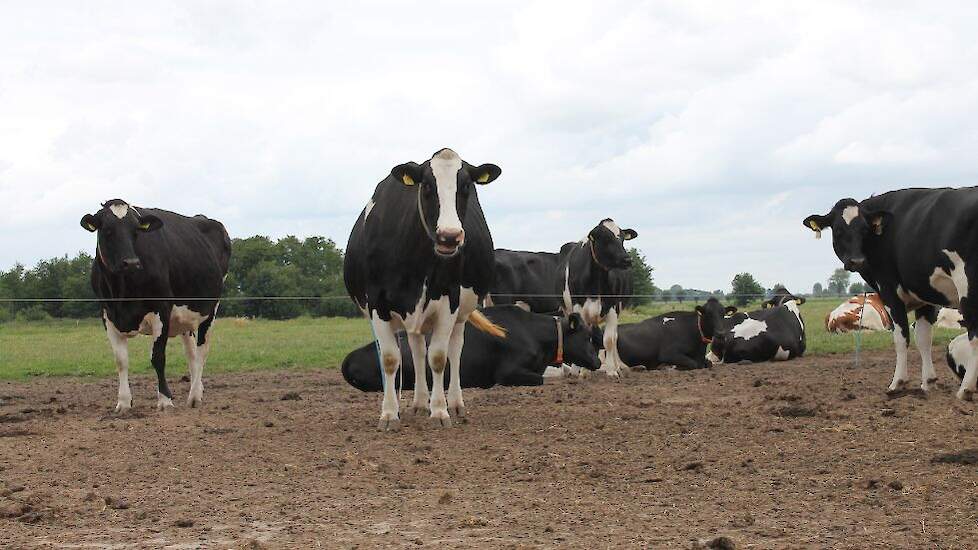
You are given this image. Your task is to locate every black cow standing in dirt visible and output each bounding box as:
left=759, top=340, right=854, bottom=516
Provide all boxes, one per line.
left=342, top=306, right=600, bottom=391
left=489, top=219, right=638, bottom=379
left=709, top=287, right=806, bottom=364
left=344, top=148, right=504, bottom=431
left=81, top=199, right=230, bottom=412
left=614, top=298, right=736, bottom=370
left=805, top=188, right=978, bottom=399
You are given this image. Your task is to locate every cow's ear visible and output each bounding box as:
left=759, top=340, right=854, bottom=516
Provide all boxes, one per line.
left=568, top=313, right=582, bottom=332
left=392, top=162, right=424, bottom=187
left=136, top=214, right=163, bottom=232
left=80, top=214, right=100, bottom=232
left=694, top=305, right=704, bottom=315
left=803, top=214, right=832, bottom=239
left=468, top=163, right=501, bottom=185
left=866, top=210, right=892, bottom=236
left=620, top=228, right=638, bottom=241
left=795, top=297, right=806, bottom=305
left=725, top=306, right=738, bottom=315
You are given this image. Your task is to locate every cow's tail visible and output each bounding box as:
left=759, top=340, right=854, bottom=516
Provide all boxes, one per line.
left=468, top=310, right=507, bottom=338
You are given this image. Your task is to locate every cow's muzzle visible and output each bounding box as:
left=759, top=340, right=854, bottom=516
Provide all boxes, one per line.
left=121, top=258, right=143, bottom=271
left=435, top=228, right=464, bottom=257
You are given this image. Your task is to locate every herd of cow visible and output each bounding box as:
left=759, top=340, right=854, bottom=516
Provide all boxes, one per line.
left=74, top=148, right=978, bottom=431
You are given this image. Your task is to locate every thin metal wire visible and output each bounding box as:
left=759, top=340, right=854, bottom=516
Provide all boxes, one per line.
left=0, top=293, right=780, bottom=303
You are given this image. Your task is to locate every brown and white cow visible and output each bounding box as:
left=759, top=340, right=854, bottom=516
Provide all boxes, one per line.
left=825, top=293, right=893, bottom=333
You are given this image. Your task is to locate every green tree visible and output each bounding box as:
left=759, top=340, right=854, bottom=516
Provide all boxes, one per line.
left=625, top=248, right=656, bottom=306
left=731, top=273, right=764, bottom=306
left=849, top=281, right=868, bottom=294
left=813, top=282, right=823, bottom=296
left=827, top=268, right=851, bottom=295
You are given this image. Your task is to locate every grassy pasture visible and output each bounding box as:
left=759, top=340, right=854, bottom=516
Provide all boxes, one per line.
left=0, top=298, right=963, bottom=381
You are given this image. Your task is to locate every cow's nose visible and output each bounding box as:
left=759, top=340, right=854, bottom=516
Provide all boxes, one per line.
left=122, top=258, right=142, bottom=270
left=846, top=257, right=866, bottom=271
left=436, top=228, right=464, bottom=246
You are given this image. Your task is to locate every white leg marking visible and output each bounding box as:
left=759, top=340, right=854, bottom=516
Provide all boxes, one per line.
left=599, top=308, right=624, bottom=380
left=888, top=328, right=910, bottom=392
left=914, top=318, right=936, bottom=391
left=372, top=311, right=401, bottom=431
left=446, top=322, right=466, bottom=418
left=958, top=337, right=978, bottom=401
left=156, top=391, right=174, bottom=411
left=104, top=315, right=133, bottom=412
left=774, top=346, right=790, bottom=361
left=408, top=332, right=429, bottom=415
left=427, top=314, right=456, bottom=428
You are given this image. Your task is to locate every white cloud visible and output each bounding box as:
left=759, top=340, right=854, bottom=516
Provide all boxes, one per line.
left=1, top=1, right=978, bottom=296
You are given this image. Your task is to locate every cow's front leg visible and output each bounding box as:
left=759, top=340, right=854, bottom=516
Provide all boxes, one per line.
left=372, top=311, right=402, bottom=431
left=105, top=317, right=132, bottom=412
left=427, top=313, right=456, bottom=428
left=914, top=307, right=938, bottom=391
left=599, top=309, right=626, bottom=380
left=446, top=321, right=466, bottom=418
left=187, top=311, right=214, bottom=408
left=886, top=301, right=911, bottom=394
left=407, top=332, right=429, bottom=415
left=149, top=310, right=174, bottom=411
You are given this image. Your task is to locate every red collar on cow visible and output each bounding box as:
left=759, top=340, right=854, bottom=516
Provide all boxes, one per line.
left=697, top=312, right=713, bottom=344
left=553, top=316, right=564, bottom=365
left=588, top=237, right=610, bottom=271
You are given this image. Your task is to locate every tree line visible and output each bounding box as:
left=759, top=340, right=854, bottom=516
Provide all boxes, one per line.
left=0, top=239, right=659, bottom=321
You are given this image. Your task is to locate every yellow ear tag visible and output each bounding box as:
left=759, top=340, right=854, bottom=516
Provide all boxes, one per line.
left=476, top=172, right=490, bottom=183
left=808, top=221, right=822, bottom=239
left=139, top=223, right=151, bottom=230
left=402, top=174, right=415, bottom=186
left=86, top=223, right=97, bottom=231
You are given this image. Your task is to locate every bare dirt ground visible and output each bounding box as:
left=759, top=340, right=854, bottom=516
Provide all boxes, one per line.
left=2, top=349, right=977, bottom=549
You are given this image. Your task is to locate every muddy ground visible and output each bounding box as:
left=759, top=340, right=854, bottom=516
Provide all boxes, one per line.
left=1, top=349, right=977, bottom=549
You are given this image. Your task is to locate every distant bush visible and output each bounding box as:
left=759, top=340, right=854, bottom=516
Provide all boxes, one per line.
left=15, top=305, right=52, bottom=322
left=0, top=306, right=13, bottom=324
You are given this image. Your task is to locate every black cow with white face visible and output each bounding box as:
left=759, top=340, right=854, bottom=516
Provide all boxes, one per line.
left=342, top=307, right=599, bottom=391
left=81, top=199, right=231, bottom=412
left=708, top=289, right=806, bottom=364
left=489, top=219, right=638, bottom=379
left=614, top=298, right=736, bottom=370
left=805, top=189, right=978, bottom=399
left=344, top=148, right=503, bottom=431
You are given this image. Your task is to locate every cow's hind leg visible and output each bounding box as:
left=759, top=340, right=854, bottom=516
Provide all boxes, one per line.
left=407, top=332, right=429, bottom=415
left=599, top=309, right=626, bottom=380
left=446, top=321, right=466, bottom=419
left=105, top=319, right=133, bottom=412
left=148, top=310, right=174, bottom=410
left=914, top=307, right=938, bottom=391
left=371, top=311, right=402, bottom=431
left=886, top=301, right=911, bottom=394
left=186, top=310, right=216, bottom=408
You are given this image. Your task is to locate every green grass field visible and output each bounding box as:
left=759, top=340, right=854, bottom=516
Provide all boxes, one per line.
left=0, top=298, right=962, bottom=380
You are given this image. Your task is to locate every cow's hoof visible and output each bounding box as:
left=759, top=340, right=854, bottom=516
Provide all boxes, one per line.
left=156, top=395, right=174, bottom=411
left=430, top=411, right=452, bottom=428
left=377, top=416, right=400, bottom=431
left=448, top=403, right=466, bottom=418
left=409, top=403, right=429, bottom=416
left=187, top=394, right=202, bottom=408
left=957, top=388, right=974, bottom=401
left=886, top=380, right=907, bottom=394
left=578, top=369, right=592, bottom=380
left=114, top=398, right=133, bottom=413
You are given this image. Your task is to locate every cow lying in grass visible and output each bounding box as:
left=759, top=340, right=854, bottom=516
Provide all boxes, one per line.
left=342, top=306, right=600, bottom=391
left=612, top=298, right=735, bottom=371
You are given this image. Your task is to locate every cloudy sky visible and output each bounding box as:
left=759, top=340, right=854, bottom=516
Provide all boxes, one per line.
left=2, top=1, right=977, bottom=294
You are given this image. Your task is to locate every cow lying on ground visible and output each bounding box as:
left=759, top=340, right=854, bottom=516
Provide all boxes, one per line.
left=806, top=189, right=978, bottom=399
left=80, top=199, right=231, bottom=412
left=490, top=219, right=638, bottom=379
left=708, top=287, right=806, bottom=363
left=344, top=148, right=503, bottom=430
left=342, top=307, right=599, bottom=391
left=613, top=298, right=736, bottom=371
left=826, top=293, right=893, bottom=333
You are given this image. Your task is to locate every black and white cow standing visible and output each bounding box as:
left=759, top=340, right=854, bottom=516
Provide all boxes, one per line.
left=805, top=189, right=978, bottom=398
left=489, top=219, right=638, bottom=378
left=81, top=200, right=231, bottom=411
left=708, top=287, right=806, bottom=364
left=344, top=148, right=504, bottom=430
